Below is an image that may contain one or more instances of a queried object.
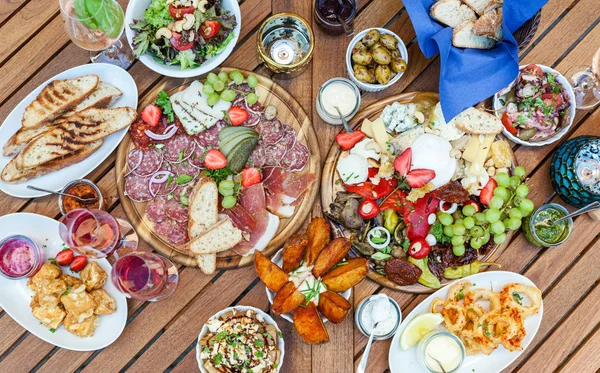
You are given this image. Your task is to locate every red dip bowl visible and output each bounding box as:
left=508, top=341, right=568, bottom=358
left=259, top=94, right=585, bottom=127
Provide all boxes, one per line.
left=0, top=235, right=44, bottom=279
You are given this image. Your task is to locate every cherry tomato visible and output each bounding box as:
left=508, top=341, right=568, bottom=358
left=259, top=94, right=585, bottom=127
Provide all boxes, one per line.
left=502, top=112, right=518, bottom=135
left=169, top=5, right=195, bottom=20
left=170, top=32, right=194, bottom=51
left=541, top=93, right=563, bottom=107
left=408, top=239, right=431, bottom=259
left=522, top=64, right=543, bottom=77
left=200, top=20, right=221, bottom=39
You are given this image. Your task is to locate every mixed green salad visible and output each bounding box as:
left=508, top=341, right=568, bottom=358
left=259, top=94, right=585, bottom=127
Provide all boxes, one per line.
left=130, top=0, right=237, bottom=69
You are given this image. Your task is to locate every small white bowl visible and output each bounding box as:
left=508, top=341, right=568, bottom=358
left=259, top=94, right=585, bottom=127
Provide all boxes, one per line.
left=196, top=306, right=285, bottom=373
left=493, top=64, right=576, bottom=147
left=345, top=28, right=408, bottom=93
left=125, top=0, right=242, bottom=78
left=265, top=249, right=352, bottom=323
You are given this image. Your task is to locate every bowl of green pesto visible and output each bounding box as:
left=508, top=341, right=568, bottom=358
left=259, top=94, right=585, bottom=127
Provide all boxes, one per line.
left=523, top=203, right=573, bottom=247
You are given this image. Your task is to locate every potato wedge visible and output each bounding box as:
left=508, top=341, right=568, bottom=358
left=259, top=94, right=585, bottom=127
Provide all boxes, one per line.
left=282, top=234, right=308, bottom=272
left=293, top=302, right=329, bottom=344
left=272, top=281, right=305, bottom=315
left=321, top=258, right=369, bottom=292
left=305, top=217, right=331, bottom=265
left=317, top=291, right=351, bottom=324
left=312, top=237, right=351, bottom=278
left=254, top=251, right=288, bottom=293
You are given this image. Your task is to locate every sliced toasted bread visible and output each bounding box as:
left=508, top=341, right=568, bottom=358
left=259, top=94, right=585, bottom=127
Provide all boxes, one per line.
left=452, top=21, right=496, bottom=49
left=3, top=82, right=122, bottom=157
left=21, top=75, right=99, bottom=129
left=473, top=8, right=503, bottom=41
left=449, top=107, right=503, bottom=135
left=187, top=176, right=220, bottom=274
left=430, top=0, right=477, bottom=28
left=463, top=0, right=493, bottom=15
left=189, top=217, right=243, bottom=255
left=1, top=140, right=103, bottom=183
left=15, top=107, right=136, bottom=170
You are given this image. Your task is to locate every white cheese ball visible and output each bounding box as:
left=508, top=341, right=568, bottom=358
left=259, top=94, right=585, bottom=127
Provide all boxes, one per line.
left=337, top=154, right=369, bottom=185
left=411, top=134, right=457, bottom=189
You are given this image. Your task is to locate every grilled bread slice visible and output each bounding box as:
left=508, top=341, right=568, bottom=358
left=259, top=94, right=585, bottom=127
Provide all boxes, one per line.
left=187, top=176, right=219, bottom=274
left=1, top=140, right=103, bottom=183
left=189, top=217, right=243, bottom=255
left=21, top=75, right=99, bottom=129
left=15, top=106, right=136, bottom=170
left=3, top=82, right=122, bottom=157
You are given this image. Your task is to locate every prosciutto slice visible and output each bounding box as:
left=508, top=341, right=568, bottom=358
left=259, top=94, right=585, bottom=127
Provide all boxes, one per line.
left=263, top=167, right=316, bottom=217
left=239, top=183, right=266, bottom=213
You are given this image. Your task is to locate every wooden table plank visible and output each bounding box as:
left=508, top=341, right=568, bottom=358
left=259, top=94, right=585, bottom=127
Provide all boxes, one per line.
left=558, top=325, right=600, bottom=373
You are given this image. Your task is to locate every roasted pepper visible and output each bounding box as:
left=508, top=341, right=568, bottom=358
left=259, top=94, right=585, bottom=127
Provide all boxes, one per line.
left=408, top=257, right=441, bottom=289
left=383, top=209, right=399, bottom=233
left=358, top=199, right=380, bottom=219
left=443, top=261, right=501, bottom=280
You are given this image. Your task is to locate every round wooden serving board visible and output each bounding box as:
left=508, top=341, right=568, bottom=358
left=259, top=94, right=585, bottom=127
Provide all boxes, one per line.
left=321, top=92, right=516, bottom=294
left=116, top=68, right=321, bottom=268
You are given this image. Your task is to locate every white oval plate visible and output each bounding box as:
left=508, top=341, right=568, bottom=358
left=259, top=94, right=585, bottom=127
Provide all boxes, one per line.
left=389, top=271, right=543, bottom=373
left=125, top=0, right=241, bottom=78
left=0, top=63, right=138, bottom=198
left=0, top=213, right=128, bottom=351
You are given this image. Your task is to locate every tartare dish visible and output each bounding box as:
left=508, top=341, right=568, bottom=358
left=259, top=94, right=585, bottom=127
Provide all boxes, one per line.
left=494, top=64, right=576, bottom=146
left=197, top=306, right=284, bottom=373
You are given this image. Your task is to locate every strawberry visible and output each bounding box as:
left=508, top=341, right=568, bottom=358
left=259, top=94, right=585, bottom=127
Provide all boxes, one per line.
left=335, top=130, right=365, bottom=150
left=241, top=167, right=262, bottom=187
left=55, top=249, right=74, bottom=266
left=394, top=148, right=412, bottom=177
left=70, top=256, right=88, bottom=272
left=405, top=169, right=436, bottom=188
left=204, top=149, right=227, bottom=170
left=228, top=106, right=249, bottom=126
left=479, top=178, right=497, bottom=206
left=140, top=104, right=162, bottom=127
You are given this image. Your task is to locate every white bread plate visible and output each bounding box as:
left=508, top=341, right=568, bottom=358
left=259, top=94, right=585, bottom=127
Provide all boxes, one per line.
left=0, top=63, right=137, bottom=198
left=493, top=64, right=576, bottom=147
left=265, top=248, right=351, bottom=323
left=346, top=27, right=409, bottom=93
left=196, top=305, right=285, bottom=373
left=125, top=0, right=241, bottom=78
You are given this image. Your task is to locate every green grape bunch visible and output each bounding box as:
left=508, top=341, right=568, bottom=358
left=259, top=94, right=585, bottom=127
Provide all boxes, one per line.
left=203, top=70, right=260, bottom=107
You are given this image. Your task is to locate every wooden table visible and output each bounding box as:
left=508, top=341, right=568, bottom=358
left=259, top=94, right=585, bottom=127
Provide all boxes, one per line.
left=1, top=0, right=600, bottom=372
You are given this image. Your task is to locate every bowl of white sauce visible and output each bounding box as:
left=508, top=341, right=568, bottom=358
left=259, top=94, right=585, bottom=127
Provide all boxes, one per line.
left=316, top=77, right=361, bottom=125
left=417, top=331, right=465, bottom=373
left=355, top=294, right=401, bottom=340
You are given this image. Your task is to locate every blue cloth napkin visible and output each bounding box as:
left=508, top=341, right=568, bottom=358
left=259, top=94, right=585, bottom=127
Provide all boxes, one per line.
left=403, top=0, right=548, bottom=121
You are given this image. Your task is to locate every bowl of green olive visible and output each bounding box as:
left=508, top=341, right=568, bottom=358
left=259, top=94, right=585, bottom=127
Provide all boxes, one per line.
left=345, top=28, right=408, bottom=92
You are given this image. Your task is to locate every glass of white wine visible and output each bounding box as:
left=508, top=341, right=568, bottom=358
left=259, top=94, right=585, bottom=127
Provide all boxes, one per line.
left=565, top=47, right=600, bottom=110
left=59, top=0, right=134, bottom=68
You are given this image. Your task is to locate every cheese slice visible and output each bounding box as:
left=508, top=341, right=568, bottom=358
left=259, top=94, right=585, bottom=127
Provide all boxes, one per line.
left=361, top=118, right=374, bottom=138
left=468, top=134, right=495, bottom=174
left=371, top=118, right=390, bottom=153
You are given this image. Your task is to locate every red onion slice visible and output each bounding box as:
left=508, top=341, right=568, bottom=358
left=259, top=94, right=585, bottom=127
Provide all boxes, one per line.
left=145, top=124, right=178, bottom=141
left=148, top=171, right=175, bottom=197
left=245, top=97, right=264, bottom=115
left=125, top=148, right=143, bottom=177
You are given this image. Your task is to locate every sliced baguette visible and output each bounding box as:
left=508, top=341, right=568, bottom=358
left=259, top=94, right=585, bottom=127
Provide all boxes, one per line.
left=1, top=140, right=103, bottom=183
left=463, top=0, right=493, bottom=15
left=189, top=217, right=243, bottom=255
left=186, top=176, right=219, bottom=274
left=21, top=75, right=99, bottom=129
left=430, top=0, right=477, bottom=28
left=452, top=21, right=496, bottom=49
left=15, top=107, right=136, bottom=170
left=449, top=107, right=503, bottom=135
left=473, top=8, right=503, bottom=41
left=3, top=82, right=122, bottom=157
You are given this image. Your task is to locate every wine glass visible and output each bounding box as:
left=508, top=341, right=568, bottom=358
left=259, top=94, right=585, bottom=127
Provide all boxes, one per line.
left=111, top=252, right=179, bottom=302
left=564, top=47, right=600, bottom=110
left=59, top=0, right=134, bottom=68
left=58, top=208, right=138, bottom=259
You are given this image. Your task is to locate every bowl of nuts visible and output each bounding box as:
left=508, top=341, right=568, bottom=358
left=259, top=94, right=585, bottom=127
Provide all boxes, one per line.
left=345, top=28, right=408, bottom=92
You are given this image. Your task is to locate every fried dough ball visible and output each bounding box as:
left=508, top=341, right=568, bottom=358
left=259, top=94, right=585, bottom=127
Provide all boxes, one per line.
left=90, top=289, right=117, bottom=315
left=61, top=285, right=97, bottom=323
left=64, top=313, right=98, bottom=337
left=80, top=262, right=107, bottom=291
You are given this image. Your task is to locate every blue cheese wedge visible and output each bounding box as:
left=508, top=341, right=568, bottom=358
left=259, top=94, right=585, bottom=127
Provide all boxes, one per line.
left=382, top=102, right=418, bottom=133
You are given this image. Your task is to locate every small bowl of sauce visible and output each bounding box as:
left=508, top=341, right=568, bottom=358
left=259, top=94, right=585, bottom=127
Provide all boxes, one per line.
left=314, top=0, right=357, bottom=34
left=59, top=179, right=103, bottom=215
left=0, top=235, right=44, bottom=279
left=316, top=78, right=361, bottom=125
left=417, top=331, right=465, bottom=373
left=355, top=294, right=401, bottom=340
left=523, top=203, right=573, bottom=247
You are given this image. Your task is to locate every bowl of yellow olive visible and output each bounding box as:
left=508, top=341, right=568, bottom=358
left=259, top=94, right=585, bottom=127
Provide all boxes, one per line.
left=345, top=28, right=408, bottom=92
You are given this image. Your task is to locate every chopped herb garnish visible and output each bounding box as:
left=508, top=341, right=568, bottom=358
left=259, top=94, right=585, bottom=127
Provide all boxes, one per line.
left=165, top=173, right=173, bottom=189
left=513, top=292, right=523, bottom=305
left=48, top=258, right=58, bottom=266
left=176, top=174, right=193, bottom=185
left=49, top=328, right=56, bottom=333
left=214, top=353, right=223, bottom=366
left=167, top=192, right=174, bottom=200
left=254, top=340, right=263, bottom=347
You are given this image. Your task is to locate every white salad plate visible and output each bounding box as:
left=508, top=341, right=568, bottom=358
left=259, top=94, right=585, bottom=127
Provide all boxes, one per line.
left=389, top=271, right=543, bottom=373
left=0, top=63, right=138, bottom=198
left=0, top=213, right=128, bottom=351
left=125, top=0, right=242, bottom=78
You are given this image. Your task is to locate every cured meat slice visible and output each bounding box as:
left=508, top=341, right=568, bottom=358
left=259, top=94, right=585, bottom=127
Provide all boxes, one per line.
left=149, top=176, right=177, bottom=196
left=166, top=198, right=189, bottom=222
left=431, top=181, right=470, bottom=203
left=232, top=208, right=269, bottom=256
left=259, top=118, right=284, bottom=144
left=277, top=125, right=297, bottom=149
left=167, top=221, right=189, bottom=245
left=125, top=174, right=153, bottom=202
left=240, top=183, right=266, bottom=213
left=282, top=171, right=316, bottom=200
left=262, top=167, right=287, bottom=195
left=162, top=134, right=194, bottom=162
left=222, top=204, right=257, bottom=236
left=171, top=161, right=200, bottom=179
left=264, top=142, right=287, bottom=166
left=146, top=197, right=168, bottom=223
left=263, top=167, right=316, bottom=217
left=247, top=141, right=266, bottom=168
left=194, top=120, right=226, bottom=148
left=281, top=141, right=309, bottom=171
left=128, top=148, right=163, bottom=177
left=154, top=219, right=173, bottom=236
left=189, top=144, right=205, bottom=168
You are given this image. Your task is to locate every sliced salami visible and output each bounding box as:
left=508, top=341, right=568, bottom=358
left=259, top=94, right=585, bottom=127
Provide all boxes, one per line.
left=149, top=174, right=177, bottom=196
left=281, top=141, right=310, bottom=171
left=125, top=174, right=153, bottom=202
left=154, top=219, right=173, bottom=236
left=264, top=142, right=288, bottom=166
left=146, top=197, right=168, bottom=223
left=259, top=118, right=284, bottom=144
left=277, top=125, right=297, bottom=149
left=167, top=221, right=189, bottom=245
left=163, top=134, right=194, bottom=162
left=194, top=120, right=226, bottom=148
left=247, top=141, right=267, bottom=168
left=129, top=148, right=163, bottom=177
left=189, top=145, right=206, bottom=168
left=171, top=161, right=200, bottom=179
left=166, top=198, right=189, bottom=222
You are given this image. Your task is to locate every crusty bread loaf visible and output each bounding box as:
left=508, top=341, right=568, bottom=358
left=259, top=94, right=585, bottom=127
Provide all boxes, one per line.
left=187, top=176, right=219, bottom=274
left=449, top=107, right=503, bottom=135
left=463, top=0, right=493, bottom=15
left=3, top=82, right=122, bottom=157
left=189, top=217, right=243, bottom=255
left=452, top=21, right=496, bottom=49
left=1, top=140, right=103, bottom=183
left=430, top=0, right=477, bottom=28
left=473, top=8, right=503, bottom=41
left=21, top=75, right=99, bottom=129
left=15, top=107, right=136, bottom=170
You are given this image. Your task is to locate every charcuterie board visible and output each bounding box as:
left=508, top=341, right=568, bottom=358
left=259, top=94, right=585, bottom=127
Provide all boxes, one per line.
left=116, top=68, right=321, bottom=268
left=321, top=92, right=516, bottom=293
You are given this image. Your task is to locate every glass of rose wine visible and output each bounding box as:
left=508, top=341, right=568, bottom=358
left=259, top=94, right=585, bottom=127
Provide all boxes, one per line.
left=59, top=0, right=134, bottom=68
left=564, top=47, right=600, bottom=110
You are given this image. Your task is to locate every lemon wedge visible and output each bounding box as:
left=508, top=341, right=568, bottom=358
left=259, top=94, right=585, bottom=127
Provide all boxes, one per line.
left=399, top=313, right=444, bottom=350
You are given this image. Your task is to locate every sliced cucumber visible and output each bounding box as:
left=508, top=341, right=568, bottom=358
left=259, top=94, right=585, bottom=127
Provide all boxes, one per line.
left=227, top=137, right=259, bottom=173
left=220, top=130, right=257, bottom=149
left=218, top=126, right=255, bottom=142
left=219, top=131, right=258, bottom=157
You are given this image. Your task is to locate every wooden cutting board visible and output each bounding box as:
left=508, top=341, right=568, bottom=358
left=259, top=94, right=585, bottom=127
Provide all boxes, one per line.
left=320, top=92, right=516, bottom=293
left=116, top=68, right=321, bottom=268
